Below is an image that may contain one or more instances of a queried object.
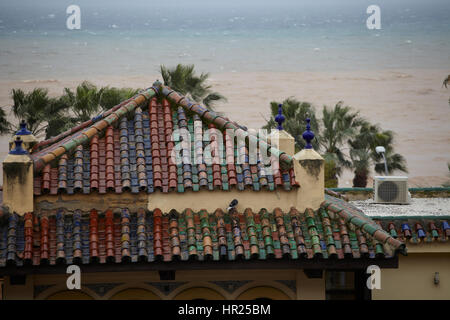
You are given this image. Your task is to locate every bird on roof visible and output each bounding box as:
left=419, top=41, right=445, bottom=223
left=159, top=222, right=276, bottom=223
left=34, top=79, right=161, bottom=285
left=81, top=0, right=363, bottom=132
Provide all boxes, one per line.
left=227, top=199, right=238, bottom=213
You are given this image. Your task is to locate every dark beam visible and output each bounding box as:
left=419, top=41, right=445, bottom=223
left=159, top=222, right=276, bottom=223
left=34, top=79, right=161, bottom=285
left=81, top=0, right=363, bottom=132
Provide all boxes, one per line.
left=159, top=270, right=176, bottom=281
left=0, top=257, right=398, bottom=276
left=303, top=269, right=323, bottom=279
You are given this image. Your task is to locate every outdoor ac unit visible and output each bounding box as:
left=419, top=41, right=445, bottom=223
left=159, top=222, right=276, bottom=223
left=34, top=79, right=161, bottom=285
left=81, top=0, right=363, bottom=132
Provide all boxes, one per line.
left=373, top=176, right=410, bottom=204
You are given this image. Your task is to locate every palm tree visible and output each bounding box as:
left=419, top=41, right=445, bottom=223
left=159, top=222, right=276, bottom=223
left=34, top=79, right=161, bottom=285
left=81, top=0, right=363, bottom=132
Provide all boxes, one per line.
left=348, top=121, right=408, bottom=186
left=99, top=87, right=140, bottom=111
left=443, top=163, right=450, bottom=187
left=262, top=99, right=407, bottom=187
left=8, top=82, right=143, bottom=140
left=320, top=102, right=365, bottom=177
left=349, top=148, right=371, bottom=187
left=0, top=107, right=12, bottom=135
left=323, top=153, right=339, bottom=188
left=443, top=75, right=450, bottom=88
left=443, top=75, right=450, bottom=106
left=369, top=129, right=408, bottom=175
left=10, top=88, right=63, bottom=137
left=263, top=98, right=319, bottom=151
left=59, top=81, right=103, bottom=123
left=348, top=121, right=378, bottom=186
left=160, top=64, right=226, bottom=110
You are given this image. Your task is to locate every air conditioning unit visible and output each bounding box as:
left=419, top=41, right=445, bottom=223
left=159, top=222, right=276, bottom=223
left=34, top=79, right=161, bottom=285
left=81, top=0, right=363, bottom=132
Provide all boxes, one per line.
left=373, top=176, right=410, bottom=204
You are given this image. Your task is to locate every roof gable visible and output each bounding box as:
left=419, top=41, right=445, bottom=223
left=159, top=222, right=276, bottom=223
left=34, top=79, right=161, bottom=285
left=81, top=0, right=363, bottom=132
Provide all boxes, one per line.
left=31, top=84, right=297, bottom=195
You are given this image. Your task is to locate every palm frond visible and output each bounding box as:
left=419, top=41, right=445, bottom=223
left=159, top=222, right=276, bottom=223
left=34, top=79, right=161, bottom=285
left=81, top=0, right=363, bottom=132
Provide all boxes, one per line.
left=159, top=64, right=226, bottom=110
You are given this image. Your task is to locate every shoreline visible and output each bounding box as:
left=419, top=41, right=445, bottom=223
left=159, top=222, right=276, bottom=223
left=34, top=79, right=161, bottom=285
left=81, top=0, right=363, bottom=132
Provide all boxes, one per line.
left=0, top=68, right=449, bottom=187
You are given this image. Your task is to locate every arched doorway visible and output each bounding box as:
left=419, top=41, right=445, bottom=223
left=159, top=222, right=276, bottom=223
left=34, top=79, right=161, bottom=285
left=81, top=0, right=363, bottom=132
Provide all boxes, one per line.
left=174, top=287, right=225, bottom=300
left=110, top=288, right=161, bottom=300
left=237, top=286, right=291, bottom=300
left=46, top=291, right=94, bottom=300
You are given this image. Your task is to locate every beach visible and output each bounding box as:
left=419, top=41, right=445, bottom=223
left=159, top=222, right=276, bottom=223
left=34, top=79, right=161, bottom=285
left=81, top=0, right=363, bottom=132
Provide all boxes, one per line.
left=0, top=68, right=449, bottom=187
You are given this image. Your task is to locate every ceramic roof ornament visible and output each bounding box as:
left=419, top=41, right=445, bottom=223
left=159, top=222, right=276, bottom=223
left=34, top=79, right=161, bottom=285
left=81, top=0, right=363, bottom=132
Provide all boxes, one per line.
left=16, top=120, right=32, bottom=135
left=9, top=137, right=28, bottom=155
left=275, top=104, right=285, bottom=130
left=302, top=118, right=314, bottom=149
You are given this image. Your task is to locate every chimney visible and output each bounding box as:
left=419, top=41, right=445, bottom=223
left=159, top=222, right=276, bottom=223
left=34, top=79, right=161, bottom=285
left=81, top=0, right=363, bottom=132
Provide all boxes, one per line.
left=9, top=120, right=37, bottom=152
left=293, top=118, right=324, bottom=211
left=268, top=104, right=295, bottom=156
left=3, top=137, right=34, bottom=215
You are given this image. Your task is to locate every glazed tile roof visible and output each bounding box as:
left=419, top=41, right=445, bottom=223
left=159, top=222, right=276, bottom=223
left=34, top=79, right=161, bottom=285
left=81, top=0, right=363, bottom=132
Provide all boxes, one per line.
left=0, top=195, right=407, bottom=268
left=374, top=217, right=450, bottom=244
left=31, top=84, right=297, bottom=195
left=324, top=190, right=450, bottom=244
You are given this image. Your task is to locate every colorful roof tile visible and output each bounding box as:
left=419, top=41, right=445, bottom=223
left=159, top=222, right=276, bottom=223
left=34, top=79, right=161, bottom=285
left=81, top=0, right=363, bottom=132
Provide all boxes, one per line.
left=32, top=85, right=298, bottom=195
left=373, top=216, right=450, bottom=244
left=0, top=195, right=408, bottom=268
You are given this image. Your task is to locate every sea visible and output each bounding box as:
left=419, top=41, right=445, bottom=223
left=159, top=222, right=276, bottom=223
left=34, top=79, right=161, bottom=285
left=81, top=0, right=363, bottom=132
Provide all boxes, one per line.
left=0, top=0, right=449, bottom=80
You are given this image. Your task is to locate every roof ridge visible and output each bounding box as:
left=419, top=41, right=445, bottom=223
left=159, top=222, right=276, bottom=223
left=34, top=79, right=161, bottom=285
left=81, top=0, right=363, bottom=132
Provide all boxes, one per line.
left=322, top=194, right=407, bottom=255
left=372, top=215, right=450, bottom=220
left=32, top=86, right=158, bottom=173
left=32, top=96, right=134, bottom=152
left=158, top=84, right=294, bottom=170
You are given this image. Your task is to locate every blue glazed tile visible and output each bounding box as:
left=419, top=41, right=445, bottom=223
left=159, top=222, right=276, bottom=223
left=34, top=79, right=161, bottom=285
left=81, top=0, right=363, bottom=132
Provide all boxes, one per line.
left=401, top=223, right=411, bottom=231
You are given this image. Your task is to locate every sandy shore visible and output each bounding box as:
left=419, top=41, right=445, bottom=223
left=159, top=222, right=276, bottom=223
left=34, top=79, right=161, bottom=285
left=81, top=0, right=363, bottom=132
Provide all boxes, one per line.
left=0, top=68, right=449, bottom=187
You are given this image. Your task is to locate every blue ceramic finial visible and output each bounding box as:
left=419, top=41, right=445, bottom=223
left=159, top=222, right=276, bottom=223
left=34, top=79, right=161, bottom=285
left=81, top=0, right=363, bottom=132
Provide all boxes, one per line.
left=16, top=120, right=31, bottom=135
left=10, top=137, right=28, bottom=155
left=302, top=118, right=315, bottom=149
left=274, top=104, right=285, bottom=130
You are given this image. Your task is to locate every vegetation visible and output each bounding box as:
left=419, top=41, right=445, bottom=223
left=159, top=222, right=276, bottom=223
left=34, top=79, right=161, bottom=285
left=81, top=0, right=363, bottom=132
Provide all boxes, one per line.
left=443, top=75, right=450, bottom=88
left=443, top=163, right=450, bottom=188
left=0, top=106, right=12, bottom=135
left=0, top=65, right=408, bottom=189
left=263, top=98, right=319, bottom=151
left=160, top=64, right=226, bottom=110
left=99, top=87, right=140, bottom=111
left=1, top=82, right=140, bottom=140
left=1, top=64, right=225, bottom=139
left=264, top=98, right=408, bottom=187
left=444, top=75, right=450, bottom=106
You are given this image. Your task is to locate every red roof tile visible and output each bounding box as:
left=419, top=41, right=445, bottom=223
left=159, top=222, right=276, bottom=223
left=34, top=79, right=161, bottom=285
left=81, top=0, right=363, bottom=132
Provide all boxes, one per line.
left=32, top=86, right=298, bottom=195
left=0, top=196, right=412, bottom=268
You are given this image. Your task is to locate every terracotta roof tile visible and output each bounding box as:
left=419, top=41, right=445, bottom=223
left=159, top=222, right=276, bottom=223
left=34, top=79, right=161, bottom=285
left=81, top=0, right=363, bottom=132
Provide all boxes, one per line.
left=374, top=216, right=450, bottom=244
left=0, top=196, right=415, bottom=268
left=31, top=85, right=298, bottom=196
left=33, top=96, right=298, bottom=195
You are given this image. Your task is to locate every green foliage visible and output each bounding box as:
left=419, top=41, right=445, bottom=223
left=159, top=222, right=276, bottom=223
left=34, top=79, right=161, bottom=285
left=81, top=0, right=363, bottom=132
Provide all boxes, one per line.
left=0, top=107, right=12, bottom=135
left=10, top=88, right=67, bottom=137
left=4, top=64, right=225, bottom=140
left=349, top=148, right=371, bottom=187
left=6, top=81, right=142, bottom=140
left=160, top=64, right=226, bottom=110
left=263, top=98, right=319, bottom=151
left=263, top=98, right=408, bottom=187
left=444, top=75, right=450, bottom=106
left=59, top=81, right=103, bottom=123
left=443, top=75, right=450, bottom=88
left=320, top=101, right=365, bottom=175
left=99, top=87, right=140, bottom=111
left=443, top=163, right=450, bottom=187
left=324, top=155, right=338, bottom=188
